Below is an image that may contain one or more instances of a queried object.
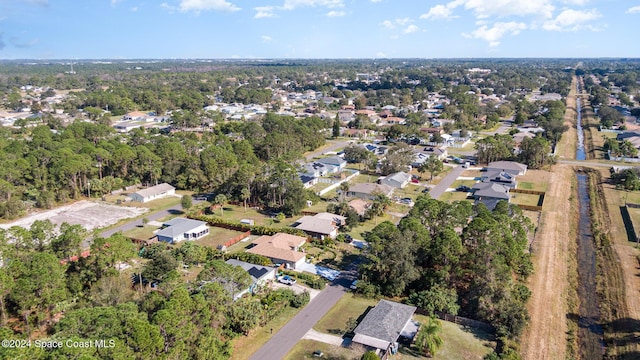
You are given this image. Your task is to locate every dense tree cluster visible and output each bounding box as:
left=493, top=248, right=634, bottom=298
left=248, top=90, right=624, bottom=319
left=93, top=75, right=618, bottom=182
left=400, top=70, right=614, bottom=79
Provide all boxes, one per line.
left=359, top=196, right=533, bottom=341
left=0, top=222, right=306, bottom=359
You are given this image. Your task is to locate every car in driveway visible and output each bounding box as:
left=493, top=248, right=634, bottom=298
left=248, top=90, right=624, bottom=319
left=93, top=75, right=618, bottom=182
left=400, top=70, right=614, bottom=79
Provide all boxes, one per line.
left=278, top=275, right=296, bottom=285
left=456, top=185, right=471, bottom=192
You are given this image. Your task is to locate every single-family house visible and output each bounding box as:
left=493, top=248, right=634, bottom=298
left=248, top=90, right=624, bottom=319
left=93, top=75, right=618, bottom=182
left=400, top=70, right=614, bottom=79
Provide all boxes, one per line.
left=156, top=218, right=209, bottom=244
left=352, top=300, right=418, bottom=353
left=471, top=182, right=511, bottom=210
left=423, top=147, right=448, bottom=160
left=362, top=143, right=388, bottom=156
left=346, top=183, right=394, bottom=200
left=225, top=259, right=276, bottom=300
left=617, top=132, right=640, bottom=150
left=302, top=162, right=333, bottom=178
left=293, top=212, right=346, bottom=240
left=128, top=183, right=176, bottom=203
left=412, top=152, right=429, bottom=168
left=380, top=172, right=411, bottom=189
left=316, top=156, right=347, bottom=171
left=481, top=169, right=517, bottom=188
left=246, top=233, right=308, bottom=269
left=300, top=174, right=318, bottom=189
left=486, top=161, right=528, bottom=176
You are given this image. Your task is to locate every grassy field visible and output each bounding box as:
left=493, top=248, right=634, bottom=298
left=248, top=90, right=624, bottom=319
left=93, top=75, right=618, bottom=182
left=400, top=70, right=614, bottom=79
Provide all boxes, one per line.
left=205, top=204, right=300, bottom=227
left=438, top=191, right=472, bottom=203
left=517, top=170, right=551, bottom=192
left=193, top=227, right=249, bottom=249
left=123, top=224, right=158, bottom=240
left=510, top=193, right=543, bottom=207
left=398, top=315, right=495, bottom=360
left=232, top=306, right=303, bottom=360
left=314, top=293, right=378, bottom=335
left=284, top=340, right=361, bottom=360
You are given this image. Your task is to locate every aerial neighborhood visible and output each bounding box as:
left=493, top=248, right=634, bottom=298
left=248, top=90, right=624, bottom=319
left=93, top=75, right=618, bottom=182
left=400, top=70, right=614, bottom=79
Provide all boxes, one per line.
left=0, top=58, right=639, bottom=360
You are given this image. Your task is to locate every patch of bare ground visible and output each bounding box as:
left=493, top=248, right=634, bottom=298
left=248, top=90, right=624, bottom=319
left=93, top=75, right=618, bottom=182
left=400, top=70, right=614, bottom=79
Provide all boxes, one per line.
left=520, top=164, right=573, bottom=360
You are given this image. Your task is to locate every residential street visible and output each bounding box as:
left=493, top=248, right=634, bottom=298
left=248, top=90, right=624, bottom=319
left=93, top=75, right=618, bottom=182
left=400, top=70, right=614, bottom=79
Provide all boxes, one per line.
left=305, top=139, right=352, bottom=161
left=249, top=282, right=348, bottom=360
left=427, top=165, right=465, bottom=199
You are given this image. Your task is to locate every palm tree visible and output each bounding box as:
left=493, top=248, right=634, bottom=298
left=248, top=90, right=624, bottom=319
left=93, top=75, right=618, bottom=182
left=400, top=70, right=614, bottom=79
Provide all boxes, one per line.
left=214, top=194, right=227, bottom=216
left=339, top=182, right=350, bottom=201
left=415, top=317, right=444, bottom=358
left=240, top=188, right=250, bottom=212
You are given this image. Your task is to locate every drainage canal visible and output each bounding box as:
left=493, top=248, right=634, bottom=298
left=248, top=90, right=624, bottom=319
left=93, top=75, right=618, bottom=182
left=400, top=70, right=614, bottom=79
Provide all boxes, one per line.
left=575, top=173, right=604, bottom=359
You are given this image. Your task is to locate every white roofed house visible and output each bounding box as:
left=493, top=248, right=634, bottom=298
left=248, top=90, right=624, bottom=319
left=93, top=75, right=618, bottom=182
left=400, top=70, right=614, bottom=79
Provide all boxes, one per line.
left=346, top=183, right=395, bottom=201
left=156, top=218, right=209, bottom=244
left=486, top=161, right=528, bottom=176
left=380, top=172, right=411, bottom=189
left=316, top=156, right=347, bottom=172
left=293, top=212, right=346, bottom=240
left=128, top=183, right=176, bottom=203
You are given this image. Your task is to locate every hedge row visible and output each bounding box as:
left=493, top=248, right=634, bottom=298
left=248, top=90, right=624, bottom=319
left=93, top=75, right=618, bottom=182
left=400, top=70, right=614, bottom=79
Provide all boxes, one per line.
left=280, top=270, right=326, bottom=290
left=189, top=214, right=308, bottom=238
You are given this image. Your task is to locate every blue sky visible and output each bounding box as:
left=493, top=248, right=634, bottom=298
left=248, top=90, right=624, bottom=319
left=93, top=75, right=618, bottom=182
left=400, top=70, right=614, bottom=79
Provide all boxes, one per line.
left=0, top=0, right=638, bottom=59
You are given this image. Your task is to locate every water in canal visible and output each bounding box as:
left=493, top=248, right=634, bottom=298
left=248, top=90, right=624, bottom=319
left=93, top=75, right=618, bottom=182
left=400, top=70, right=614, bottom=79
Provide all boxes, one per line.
left=576, top=97, right=586, bottom=160
left=576, top=173, right=604, bottom=359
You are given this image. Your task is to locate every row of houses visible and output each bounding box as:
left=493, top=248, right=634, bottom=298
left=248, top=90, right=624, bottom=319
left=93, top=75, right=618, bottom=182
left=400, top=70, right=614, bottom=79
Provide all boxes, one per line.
left=470, top=161, right=528, bottom=210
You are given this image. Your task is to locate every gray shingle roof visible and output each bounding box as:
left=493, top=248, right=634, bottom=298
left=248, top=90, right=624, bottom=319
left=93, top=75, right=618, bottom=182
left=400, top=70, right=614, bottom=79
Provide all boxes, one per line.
left=353, top=300, right=417, bottom=349
left=132, top=183, right=175, bottom=198
left=225, top=259, right=275, bottom=282
left=156, top=218, right=207, bottom=238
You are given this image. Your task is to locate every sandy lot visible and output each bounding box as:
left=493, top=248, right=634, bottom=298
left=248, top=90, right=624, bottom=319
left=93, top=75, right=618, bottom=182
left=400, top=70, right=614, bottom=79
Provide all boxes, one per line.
left=0, top=200, right=148, bottom=231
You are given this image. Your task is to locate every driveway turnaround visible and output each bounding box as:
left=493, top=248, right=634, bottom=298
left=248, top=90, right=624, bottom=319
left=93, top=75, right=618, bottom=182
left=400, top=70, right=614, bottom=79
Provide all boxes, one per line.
left=427, top=165, right=465, bottom=200
left=249, top=282, right=347, bottom=360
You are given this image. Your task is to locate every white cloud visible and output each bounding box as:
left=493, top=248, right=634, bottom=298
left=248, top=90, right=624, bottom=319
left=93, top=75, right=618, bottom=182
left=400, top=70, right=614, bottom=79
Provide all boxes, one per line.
left=404, top=24, right=420, bottom=34
left=381, top=18, right=413, bottom=29
left=435, top=0, right=555, bottom=20
left=381, top=20, right=394, bottom=29
left=254, top=6, right=275, bottom=18
left=131, top=6, right=138, bottom=11
left=178, top=0, right=240, bottom=13
left=326, top=10, right=345, bottom=17
left=562, top=0, right=589, bottom=5
left=542, top=8, right=601, bottom=31
left=261, top=35, right=272, bottom=42
left=371, top=0, right=382, bottom=3
left=627, top=6, right=640, bottom=14
left=281, top=0, right=344, bottom=11
left=463, top=21, right=527, bottom=47
left=420, top=4, right=457, bottom=20
left=111, top=0, right=121, bottom=5
left=376, top=52, right=388, bottom=58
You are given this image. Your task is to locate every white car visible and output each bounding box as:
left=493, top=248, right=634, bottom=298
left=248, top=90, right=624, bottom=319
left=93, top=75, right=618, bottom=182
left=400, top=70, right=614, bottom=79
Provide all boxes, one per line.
left=278, top=275, right=296, bottom=285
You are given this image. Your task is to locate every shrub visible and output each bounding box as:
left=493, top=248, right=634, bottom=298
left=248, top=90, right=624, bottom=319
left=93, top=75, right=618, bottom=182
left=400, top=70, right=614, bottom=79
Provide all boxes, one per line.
left=361, top=351, right=380, bottom=360
left=290, top=291, right=310, bottom=308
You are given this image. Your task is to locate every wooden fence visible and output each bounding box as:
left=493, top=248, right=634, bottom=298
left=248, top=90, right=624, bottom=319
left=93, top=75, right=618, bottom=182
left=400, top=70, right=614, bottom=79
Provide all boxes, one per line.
left=511, top=188, right=546, bottom=211
left=622, top=203, right=640, bottom=243
left=218, top=230, right=252, bottom=250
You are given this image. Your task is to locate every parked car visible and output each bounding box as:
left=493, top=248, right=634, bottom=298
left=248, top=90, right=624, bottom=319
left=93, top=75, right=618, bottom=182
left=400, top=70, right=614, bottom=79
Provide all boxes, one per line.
left=313, top=350, right=324, bottom=357
left=350, top=280, right=358, bottom=290
left=456, top=185, right=471, bottom=192
left=399, top=197, right=413, bottom=204
left=278, top=275, right=296, bottom=285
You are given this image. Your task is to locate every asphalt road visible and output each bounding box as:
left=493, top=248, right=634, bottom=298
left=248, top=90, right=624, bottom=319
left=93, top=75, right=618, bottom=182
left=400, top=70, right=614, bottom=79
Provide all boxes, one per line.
left=558, top=159, right=618, bottom=168
left=100, top=204, right=185, bottom=238
left=428, top=165, right=465, bottom=200
left=249, top=282, right=348, bottom=360
left=305, top=139, right=353, bottom=161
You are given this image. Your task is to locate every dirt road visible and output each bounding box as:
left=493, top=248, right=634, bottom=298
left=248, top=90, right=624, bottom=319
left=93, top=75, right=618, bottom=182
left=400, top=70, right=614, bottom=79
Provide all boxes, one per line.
left=520, top=164, right=573, bottom=360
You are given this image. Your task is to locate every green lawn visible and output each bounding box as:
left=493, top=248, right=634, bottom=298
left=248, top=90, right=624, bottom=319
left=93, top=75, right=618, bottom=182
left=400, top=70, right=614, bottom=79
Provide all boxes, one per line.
left=517, top=181, right=548, bottom=192
left=438, top=191, right=473, bottom=203
left=450, top=180, right=478, bottom=189
left=398, top=315, right=495, bottom=360
left=192, top=227, right=249, bottom=249
left=301, top=295, right=496, bottom=360
left=510, top=193, right=542, bottom=207
left=314, top=293, right=378, bottom=335
left=626, top=208, right=640, bottom=234
left=206, top=204, right=299, bottom=227
left=122, top=224, right=158, bottom=240
left=284, top=340, right=361, bottom=360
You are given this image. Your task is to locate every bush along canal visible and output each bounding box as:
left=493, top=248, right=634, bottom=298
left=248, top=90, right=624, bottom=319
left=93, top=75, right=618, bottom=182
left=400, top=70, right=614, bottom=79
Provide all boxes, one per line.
left=575, top=173, right=604, bottom=359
